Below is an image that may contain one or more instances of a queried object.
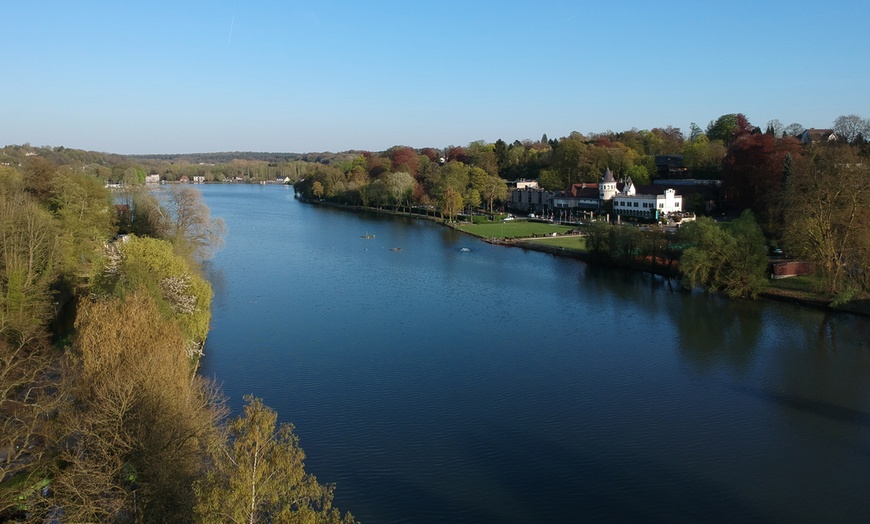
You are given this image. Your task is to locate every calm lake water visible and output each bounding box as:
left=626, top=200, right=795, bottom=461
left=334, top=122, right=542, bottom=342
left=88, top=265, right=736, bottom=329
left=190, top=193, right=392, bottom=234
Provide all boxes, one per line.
left=197, top=184, right=870, bottom=523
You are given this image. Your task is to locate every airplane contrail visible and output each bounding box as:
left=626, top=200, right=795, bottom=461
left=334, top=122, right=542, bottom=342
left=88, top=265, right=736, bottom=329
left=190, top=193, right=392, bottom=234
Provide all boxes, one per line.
left=228, top=12, right=235, bottom=46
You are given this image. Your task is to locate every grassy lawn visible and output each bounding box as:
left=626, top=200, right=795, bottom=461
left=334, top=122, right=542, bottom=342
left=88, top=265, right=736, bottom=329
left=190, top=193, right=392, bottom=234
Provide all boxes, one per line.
left=457, top=221, right=574, bottom=239
left=522, top=235, right=588, bottom=252
left=765, top=275, right=823, bottom=295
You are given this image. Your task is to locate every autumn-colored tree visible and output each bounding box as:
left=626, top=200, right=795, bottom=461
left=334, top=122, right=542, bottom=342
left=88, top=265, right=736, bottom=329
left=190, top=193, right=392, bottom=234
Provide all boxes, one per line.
left=420, top=147, right=439, bottom=163
left=365, top=155, right=390, bottom=179
left=722, top=132, right=802, bottom=224
left=311, top=181, right=325, bottom=200
left=389, top=146, right=420, bottom=178
left=50, top=294, right=223, bottom=523
left=445, top=146, right=467, bottom=164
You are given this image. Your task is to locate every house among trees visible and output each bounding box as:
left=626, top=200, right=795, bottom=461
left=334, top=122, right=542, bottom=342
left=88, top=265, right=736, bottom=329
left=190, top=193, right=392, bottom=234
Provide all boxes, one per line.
left=553, top=168, right=685, bottom=219
left=553, top=183, right=600, bottom=210
left=799, top=129, right=838, bottom=144
left=655, top=155, right=689, bottom=179
left=508, top=182, right=556, bottom=213
left=514, top=168, right=688, bottom=220
left=508, top=179, right=540, bottom=190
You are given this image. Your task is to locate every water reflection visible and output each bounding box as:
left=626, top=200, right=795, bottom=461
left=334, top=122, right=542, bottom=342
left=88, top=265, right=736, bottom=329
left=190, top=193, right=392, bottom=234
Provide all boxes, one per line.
left=197, top=185, right=870, bottom=523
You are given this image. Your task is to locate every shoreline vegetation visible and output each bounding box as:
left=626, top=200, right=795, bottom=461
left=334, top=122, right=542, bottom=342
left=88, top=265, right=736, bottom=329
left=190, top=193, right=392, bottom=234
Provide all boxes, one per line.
left=300, top=196, right=870, bottom=317
left=0, top=157, right=357, bottom=521
left=2, top=111, right=869, bottom=519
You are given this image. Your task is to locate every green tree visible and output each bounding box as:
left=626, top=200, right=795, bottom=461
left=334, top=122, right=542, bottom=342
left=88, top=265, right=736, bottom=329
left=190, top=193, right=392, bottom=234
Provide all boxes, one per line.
left=537, top=169, right=564, bottom=191
left=682, top=134, right=725, bottom=180
left=50, top=170, right=116, bottom=275
left=679, top=211, right=767, bottom=298
left=480, top=174, right=508, bottom=212
left=21, top=157, right=58, bottom=203
left=94, top=236, right=214, bottom=348
left=551, top=136, right=590, bottom=186
left=585, top=221, right=614, bottom=258
left=440, top=186, right=464, bottom=222
left=194, top=396, right=356, bottom=524
left=465, top=140, right=499, bottom=177
left=625, top=164, right=650, bottom=185
left=0, top=192, right=60, bottom=341
left=706, top=114, right=741, bottom=144
left=383, top=171, right=416, bottom=210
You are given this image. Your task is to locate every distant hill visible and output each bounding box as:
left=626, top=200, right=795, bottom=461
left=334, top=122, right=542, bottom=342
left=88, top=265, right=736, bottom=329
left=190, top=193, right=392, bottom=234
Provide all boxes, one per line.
left=129, top=150, right=365, bottom=165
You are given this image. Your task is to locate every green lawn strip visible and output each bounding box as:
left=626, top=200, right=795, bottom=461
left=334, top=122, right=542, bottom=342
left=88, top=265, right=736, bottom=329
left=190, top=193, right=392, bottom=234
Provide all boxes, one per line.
left=762, top=275, right=870, bottom=314
left=521, top=235, right=588, bottom=252
left=457, top=221, right=574, bottom=239
left=764, top=275, right=822, bottom=297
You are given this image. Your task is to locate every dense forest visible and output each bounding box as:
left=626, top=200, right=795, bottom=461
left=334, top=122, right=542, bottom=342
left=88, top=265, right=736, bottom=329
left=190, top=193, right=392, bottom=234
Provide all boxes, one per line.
left=1, top=111, right=869, bottom=520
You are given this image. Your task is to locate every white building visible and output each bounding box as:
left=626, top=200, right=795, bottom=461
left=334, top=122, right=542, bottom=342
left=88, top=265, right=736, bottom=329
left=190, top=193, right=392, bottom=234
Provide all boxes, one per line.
left=600, top=168, right=682, bottom=219
left=508, top=168, right=685, bottom=219
left=611, top=176, right=681, bottom=219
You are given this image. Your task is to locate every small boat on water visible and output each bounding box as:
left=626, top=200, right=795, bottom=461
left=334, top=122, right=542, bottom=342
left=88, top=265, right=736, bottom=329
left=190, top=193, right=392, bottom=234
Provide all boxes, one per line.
left=390, top=247, right=401, bottom=251
left=459, top=247, right=471, bottom=252
left=361, top=234, right=375, bottom=239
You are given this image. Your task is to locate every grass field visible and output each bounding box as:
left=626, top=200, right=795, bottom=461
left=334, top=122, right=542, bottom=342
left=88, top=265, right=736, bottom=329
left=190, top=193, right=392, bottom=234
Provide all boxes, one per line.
left=522, top=235, right=588, bottom=252
left=456, top=221, right=574, bottom=239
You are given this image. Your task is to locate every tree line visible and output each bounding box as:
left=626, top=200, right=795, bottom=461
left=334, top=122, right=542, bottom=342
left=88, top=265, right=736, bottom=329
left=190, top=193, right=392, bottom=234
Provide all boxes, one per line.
left=2, top=110, right=868, bottom=518
left=0, top=157, right=356, bottom=522
left=574, top=124, right=869, bottom=301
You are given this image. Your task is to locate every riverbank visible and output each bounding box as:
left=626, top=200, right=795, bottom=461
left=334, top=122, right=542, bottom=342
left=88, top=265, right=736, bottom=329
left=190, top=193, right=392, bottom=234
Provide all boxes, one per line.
left=300, top=197, right=869, bottom=316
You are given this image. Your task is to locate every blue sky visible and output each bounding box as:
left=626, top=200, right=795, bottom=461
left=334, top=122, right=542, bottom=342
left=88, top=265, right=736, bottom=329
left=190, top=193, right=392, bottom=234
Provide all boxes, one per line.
left=2, top=1, right=868, bottom=154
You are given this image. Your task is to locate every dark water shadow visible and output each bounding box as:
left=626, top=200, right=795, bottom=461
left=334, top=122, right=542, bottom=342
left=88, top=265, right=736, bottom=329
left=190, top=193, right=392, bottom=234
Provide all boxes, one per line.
left=733, top=385, right=870, bottom=428
left=449, top=423, right=778, bottom=524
